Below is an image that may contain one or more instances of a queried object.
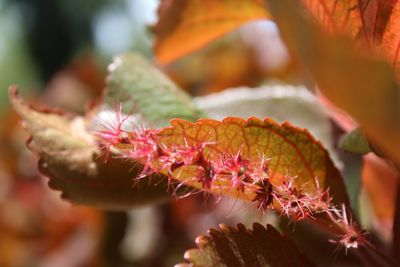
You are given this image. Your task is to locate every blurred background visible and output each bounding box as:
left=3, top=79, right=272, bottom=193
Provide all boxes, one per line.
left=0, top=0, right=395, bottom=266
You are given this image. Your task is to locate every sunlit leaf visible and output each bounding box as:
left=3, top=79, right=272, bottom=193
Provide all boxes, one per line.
left=154, top=117, right=348, bottom=206
left=9, top=86, right=170, bottom=209
left=267, top=0, right=400, bottom=166
left=153, top=0, right=367, bottom=65
left=296, top=1, right=400, bottom=79
left=304, top=0, right=400, bottom=78
left=381, top=2, right=400, bottom=75
left=300, top=0, right=363, bottom=38
left=154, top=0, right=269, bottom=64
left=194, top=85, right=339, bottom=165
left=178, top=223, right=315, bottom=267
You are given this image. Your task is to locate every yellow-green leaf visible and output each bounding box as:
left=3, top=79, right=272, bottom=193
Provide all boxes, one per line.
left=156, top=117, right=348, bottom=205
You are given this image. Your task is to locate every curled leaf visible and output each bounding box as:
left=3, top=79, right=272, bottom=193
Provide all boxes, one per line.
left=9, top=86, right=170, bottom=209
left=178, top=223, right=315, bottom=267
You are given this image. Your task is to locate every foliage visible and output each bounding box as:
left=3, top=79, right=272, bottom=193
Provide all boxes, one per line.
left=9, top=0, right=400, bottom=266
left=177, top=223, right=315, bottom=267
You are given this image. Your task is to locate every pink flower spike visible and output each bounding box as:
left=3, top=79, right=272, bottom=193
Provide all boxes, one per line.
left=246, top=155, right=270, bottom=182
left=129, top=129, right=161, bottom=177
left=306, top=177, right=334, bottom=217
left=272, top=177, right=314, bottom=221
left=213, top=152, right=252, bottom=192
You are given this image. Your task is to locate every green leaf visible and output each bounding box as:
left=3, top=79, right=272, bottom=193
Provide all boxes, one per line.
left=177, top=223, right=315, bottom=267
left=104, top=53, right=204, bottom=127
left=9, top=86, right=170, bottom=210
left=340, top=128, right=371, bottom=154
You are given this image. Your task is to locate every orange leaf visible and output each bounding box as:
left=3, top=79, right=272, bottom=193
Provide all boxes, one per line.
left=363, top=154, right=397, bottom=221
left=300, top=0, right=363, bottom=38
left=359, top=0, right=397, bottom=44
left=154, top=0, right=269, bottom=64
left=153, top=0, right=365, bottom=64
left=268, top=0, right=400, bottom=166
left=381, top=1, right=400, bottom=73
left=304, top=0, right=400, bottom=77
left=156, top=117, right=348, bottom=205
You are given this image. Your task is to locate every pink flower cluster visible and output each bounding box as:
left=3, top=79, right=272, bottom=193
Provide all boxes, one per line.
left=93, top=110, right=366, bottom=250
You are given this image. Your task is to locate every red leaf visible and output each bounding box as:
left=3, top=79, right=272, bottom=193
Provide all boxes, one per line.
left=179, top=223, right=316, bottom=267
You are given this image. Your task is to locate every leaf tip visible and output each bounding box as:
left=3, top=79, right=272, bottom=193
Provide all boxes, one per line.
left=195, top=236, right=210, bottom=248
left=219, top=223, right=232, bottom=232
left=8, top=85, right=24, bottom=114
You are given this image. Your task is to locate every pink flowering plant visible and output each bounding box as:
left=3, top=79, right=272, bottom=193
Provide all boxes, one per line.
left=9, top=1, right=400, bottom=266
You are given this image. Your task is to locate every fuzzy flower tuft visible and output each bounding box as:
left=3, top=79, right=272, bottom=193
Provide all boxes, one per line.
left=331, top=205, right=367, bottom=252
left=93, top=110, right=363, bottom=247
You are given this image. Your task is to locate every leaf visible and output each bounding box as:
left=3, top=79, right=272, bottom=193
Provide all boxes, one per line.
left=358, top=0, right=398, bottom=44
left=363, top=154, right=398, bottom=221
left=104, top=53, right=203, bottom=127
left=381, top=2, right=400, bottom=75
left=295, top=0, right=400, bottom=80
left=153, top=0, right=400, bottom=80
left=267, top=0, right=400, bottom=166
left=177, top=223, right=315, bottom=267
left=340, top=150, right=363, bottom=218
left=194, top=85, right=341, bottom=167
left=300, top=0, right=363, bottom=38
left=153, top=0, right=366, bottom=65
left=299, top=1, right=400, bottom=79
left=154, top=0, right=269, bottom=64
left=340, top=128, right=371, bottom=154
left=9, top=86, right=170, bottom=210
left=10, top=52, right=206, bottom=209
left=156, top=117, right=348, bottom=205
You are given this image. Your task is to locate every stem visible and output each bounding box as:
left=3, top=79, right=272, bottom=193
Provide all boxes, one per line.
left=307, top=213, right=346, bottom=236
